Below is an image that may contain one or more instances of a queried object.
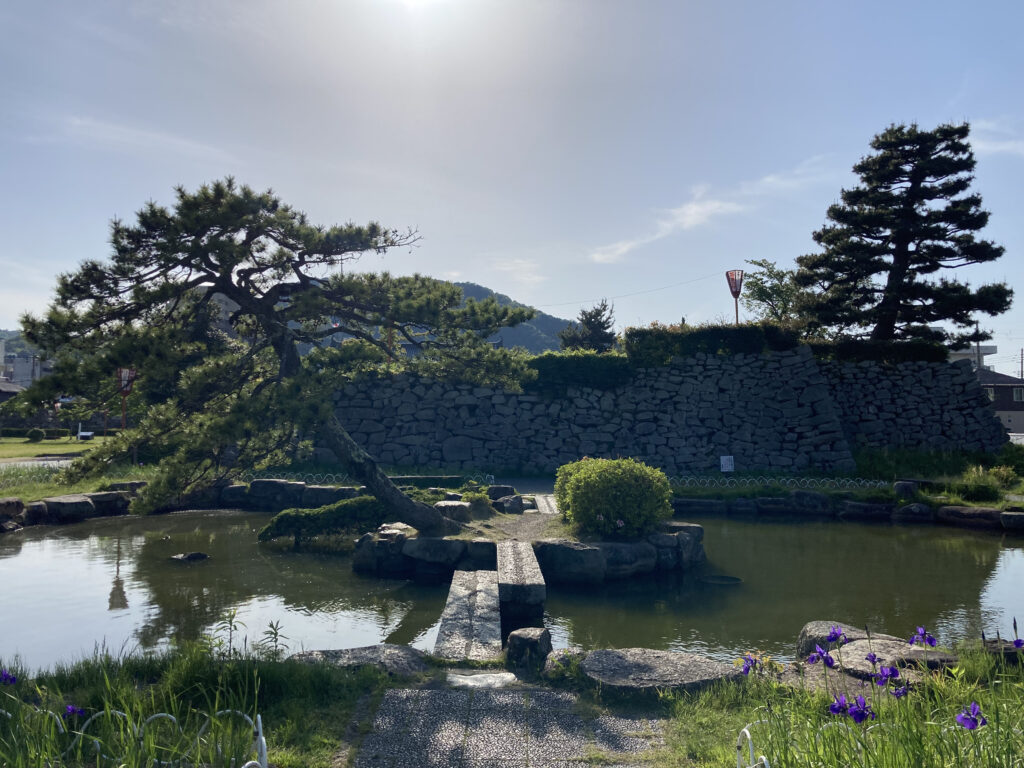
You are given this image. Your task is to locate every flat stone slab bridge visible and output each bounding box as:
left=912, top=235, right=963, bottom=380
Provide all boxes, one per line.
left=433, top=540, right=546, bottom=661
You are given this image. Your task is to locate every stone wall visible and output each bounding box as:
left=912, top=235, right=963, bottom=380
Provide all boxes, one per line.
left=329, top=347, right=1006, bottom=475
left=818, top=358, right=1006, bottom=452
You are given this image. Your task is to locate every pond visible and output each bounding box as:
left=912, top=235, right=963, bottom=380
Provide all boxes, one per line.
left=1, top=510, right=1022, bottom=672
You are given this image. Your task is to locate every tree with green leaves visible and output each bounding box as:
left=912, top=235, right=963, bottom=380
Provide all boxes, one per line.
left=558, top=298, right=616, bottom=352
left=794, top=123, right=1012, bottom=344
left=14, top=179, right=533, bottom=533
left=740, top=258, right=810, bottom=328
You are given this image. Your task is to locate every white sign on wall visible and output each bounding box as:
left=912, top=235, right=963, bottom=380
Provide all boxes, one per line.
left=720, top=455, right=735, bottom=473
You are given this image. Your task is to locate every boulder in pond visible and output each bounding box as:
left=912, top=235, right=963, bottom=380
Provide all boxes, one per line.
left=796, top=620, right=898, bottom=658
left=506, top=627, right=552, bottom=670
left=0, top=498, right=25, bottom=519
left=532, top=539, right=606, bottom=584
left=892, top=502, right=934, bottom=524
left=596, top=542, right=656, bottom=579
left=170, top=552, right=210, bottom=562
left=42, top=494, right=96, bottom=523
left=937, top=506, right=1002, bottom=529
left=1001, top=511, right=1024, bottom=531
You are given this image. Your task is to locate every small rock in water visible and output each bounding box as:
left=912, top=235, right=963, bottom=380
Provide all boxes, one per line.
left=170, top=552, right=210, bottom=562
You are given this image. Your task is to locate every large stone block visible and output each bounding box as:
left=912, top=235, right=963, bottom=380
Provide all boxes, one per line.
left=497, top=540, right=546, bottom=620
left=596, top=542, right=657, bottom=579
left=42, top=494, right=96, bottom=523
left=83, top=491, right=130, bottom=517
left=581, top=648, right=740, bottom=696
left=532, top=539, right=606, bottom=584
left=433, top=570, right=502, bottom=662
left=937, top=506, right=1002, bottom=529
left=0, top=498, right=25, bottom=519
left=247, top=480, right=306, bottom=511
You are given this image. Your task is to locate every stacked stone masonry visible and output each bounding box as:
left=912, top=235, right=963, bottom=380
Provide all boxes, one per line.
left=328, top=347, right=1005, bottom=475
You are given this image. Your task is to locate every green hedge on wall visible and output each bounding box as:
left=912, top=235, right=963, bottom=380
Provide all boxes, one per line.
left=622, top=323, right=800, bottom=366
left=525, top=351, right=634, bottom=394
left=808, top=339, right=948, bottom=364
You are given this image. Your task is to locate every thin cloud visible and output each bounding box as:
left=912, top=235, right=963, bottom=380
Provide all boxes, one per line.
left=59, top=116, right=235, bottom=163
left=491, top=257, right=546, bottom=285
left=587, top=157, right=835, bottom=264
left=972, top=120, right=1024, bottom=158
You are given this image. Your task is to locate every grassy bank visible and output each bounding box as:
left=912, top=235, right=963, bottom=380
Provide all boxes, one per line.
left=659, top=642, right=1024, bottom=767
left=0, top=462, right=156, bottom=502
left=0, top=436, right=114, bottom=461
left=0, top=640, right=393, bottom=768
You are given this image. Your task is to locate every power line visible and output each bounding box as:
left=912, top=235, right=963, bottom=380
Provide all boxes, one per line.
left=535, top=271, right=722, bottom=309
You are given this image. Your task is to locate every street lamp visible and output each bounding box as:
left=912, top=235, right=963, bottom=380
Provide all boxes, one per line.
left=115, top=368, right=137, bottom=430
left=726, top=270, right=744, bottom=326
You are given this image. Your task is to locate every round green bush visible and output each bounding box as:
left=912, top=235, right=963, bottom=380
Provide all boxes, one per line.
left=557, top=457, right=672, bottom=539
left=460, top=491, right=495, bottom=516
left=25, top=428, right=45, bottom=443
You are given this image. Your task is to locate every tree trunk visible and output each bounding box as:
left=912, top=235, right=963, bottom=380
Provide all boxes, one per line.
left=317, top=414, right=460, bottom=535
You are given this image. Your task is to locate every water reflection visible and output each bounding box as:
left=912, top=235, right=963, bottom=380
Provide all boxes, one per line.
left=546, top=516, right=1019, bottom=662
left=0, top=510, right=1021, bottom=671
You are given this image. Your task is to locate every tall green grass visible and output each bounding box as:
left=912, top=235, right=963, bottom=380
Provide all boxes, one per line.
left=0, top=627, right=390, bottom=768
left=662, top=640, right=1024, bottom=767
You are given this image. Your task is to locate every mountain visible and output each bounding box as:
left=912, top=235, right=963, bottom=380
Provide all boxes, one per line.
left=454, top=282, right=570, bottom=354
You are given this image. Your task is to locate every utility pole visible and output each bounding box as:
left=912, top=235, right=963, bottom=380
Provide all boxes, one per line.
left=974, top=322, right=982, bottom=371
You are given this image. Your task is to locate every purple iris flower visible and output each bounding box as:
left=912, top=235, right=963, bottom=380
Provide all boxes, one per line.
left=63, top=705, right=86, bottom=720
left=1014, top=639, right=1023, bottom=649
left=874, top=665, right=900, bottom=686
left=847, top=695, right=876, bottom=724
left=741, top=654, right=759, bottom=675
left=808, top=644, right=835, bottom=668
left=0, top=669, right=16, bottom=685
left=865, top=652, right=878, bottom=665
left=956, top=702, right=987, bottom=730
left=829, top=694, right=848, bottom=715
left=909, top=626, right=937, bottom=647
left=826, top=625, right=848, bottom=645
left=890, top=685, right=909, bottom=699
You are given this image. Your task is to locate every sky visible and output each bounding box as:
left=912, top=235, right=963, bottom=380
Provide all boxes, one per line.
left=1, top=0, right=1022, bottom=375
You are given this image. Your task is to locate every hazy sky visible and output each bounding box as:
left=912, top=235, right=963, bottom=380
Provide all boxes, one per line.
left=2, top=0, right=1022, bottom=374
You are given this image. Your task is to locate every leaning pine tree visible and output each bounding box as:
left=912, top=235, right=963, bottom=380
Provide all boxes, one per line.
left=17, top=179, right=533, bottom=533
left=794, top=123, right=1012, bottom=344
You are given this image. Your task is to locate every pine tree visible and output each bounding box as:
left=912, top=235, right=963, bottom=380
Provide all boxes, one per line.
left=794, top=123, right=1012, bottom=344
left=15, top=179, right=532, bottom=533
left=558, top=299, right=616, bottom=352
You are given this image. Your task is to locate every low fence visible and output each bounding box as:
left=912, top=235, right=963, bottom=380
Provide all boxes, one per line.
left=669, top=475, right=889, bottom=491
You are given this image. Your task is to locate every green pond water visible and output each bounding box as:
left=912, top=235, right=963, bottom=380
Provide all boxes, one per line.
left=1, top=510, right=1022, bottom=672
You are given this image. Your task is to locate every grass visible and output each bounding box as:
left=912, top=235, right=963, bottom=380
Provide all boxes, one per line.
left=0, top=635, right=396, bottom=768
left=0, top=436, right=115, bottom=461
left=0, top=462, right=156, bottom=501
left=656, top=641, right=1024, bottom=768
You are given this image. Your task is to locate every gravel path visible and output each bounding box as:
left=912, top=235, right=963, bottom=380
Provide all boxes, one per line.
left=354, top=685, right=664, bottom=768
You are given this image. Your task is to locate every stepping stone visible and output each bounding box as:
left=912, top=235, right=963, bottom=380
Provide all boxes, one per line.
left=534, top=494, right=559, bottom=516
left=581, top=648, right=740, bottom=695
left=288, top=644, right=430, bottom=677
left=497, top=540, right=546, bottom=622
left=434, top=570, right=503, bottom=661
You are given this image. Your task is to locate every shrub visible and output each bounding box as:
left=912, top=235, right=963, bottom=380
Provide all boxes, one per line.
left=25, top=428, right=45, bottom=443
left=995, top=442, right=1024, bottom=476
left=988, top=465, right=1019, bottom=489
left=460, top=491, right=494, bottom=516
left=556, top=457, right=672, bottom=538
left=257, top=495, right=389, bottom=544
left=950, top=466, right=1002, bottom=502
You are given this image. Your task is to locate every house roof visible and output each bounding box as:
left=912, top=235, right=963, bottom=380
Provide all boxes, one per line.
left=978, top=369, right=1024, bottom=386
left=0, top=381, right=25, bottom=394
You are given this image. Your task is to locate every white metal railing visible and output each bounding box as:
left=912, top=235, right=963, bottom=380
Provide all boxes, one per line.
left=671, top=475, right=888, bottom=490
left=0, top=706, right=267, bottom=767
left=736, top=721, right=771, bottom=768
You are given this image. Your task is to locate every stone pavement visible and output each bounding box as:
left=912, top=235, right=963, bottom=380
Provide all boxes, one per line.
left=355, top=686, right=664, bottom=768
